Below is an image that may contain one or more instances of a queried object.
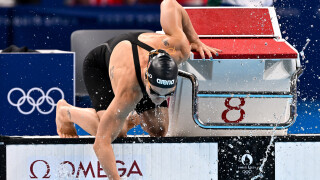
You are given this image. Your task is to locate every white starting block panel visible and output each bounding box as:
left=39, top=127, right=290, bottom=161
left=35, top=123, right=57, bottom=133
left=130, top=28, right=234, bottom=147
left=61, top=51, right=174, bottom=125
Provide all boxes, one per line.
left=168, top=7, right=301, bottom=136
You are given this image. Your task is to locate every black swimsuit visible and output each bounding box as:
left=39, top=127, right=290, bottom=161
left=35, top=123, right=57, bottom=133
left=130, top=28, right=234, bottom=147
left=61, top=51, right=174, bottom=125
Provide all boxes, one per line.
left=83, top=32, right=167, bottom=113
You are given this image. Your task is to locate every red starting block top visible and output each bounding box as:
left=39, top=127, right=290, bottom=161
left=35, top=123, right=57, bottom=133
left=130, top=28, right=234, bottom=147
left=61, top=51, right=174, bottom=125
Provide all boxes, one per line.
left=186, top=8, right=274, bottom=36
left=186, top=7, right=298, bottom=59
left=193, top=38, right=298, bottom=59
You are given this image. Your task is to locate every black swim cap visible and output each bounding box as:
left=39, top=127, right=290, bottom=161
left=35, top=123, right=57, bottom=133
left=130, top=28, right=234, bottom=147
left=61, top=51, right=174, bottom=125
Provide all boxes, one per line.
left=146, top=49, right=178, bottom=88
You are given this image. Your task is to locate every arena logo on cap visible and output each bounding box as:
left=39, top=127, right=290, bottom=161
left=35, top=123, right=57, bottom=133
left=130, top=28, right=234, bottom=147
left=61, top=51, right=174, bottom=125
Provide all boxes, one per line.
left=156, top=78, right=175, bottom=86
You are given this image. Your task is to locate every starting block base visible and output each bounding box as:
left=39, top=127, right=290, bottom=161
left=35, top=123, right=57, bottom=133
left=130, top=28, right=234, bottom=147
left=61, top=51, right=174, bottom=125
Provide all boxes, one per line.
left=1, top=135, right=320, bottom=180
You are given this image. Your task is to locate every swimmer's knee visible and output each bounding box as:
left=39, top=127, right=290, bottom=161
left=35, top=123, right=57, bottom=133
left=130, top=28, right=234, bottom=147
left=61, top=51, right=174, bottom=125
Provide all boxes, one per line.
left=147, top=125, right=168, bottom=137
left=57, top=99, right=64, bottom=106
left=117, top=132, right=127, bottom=138
left=56, top=99, right=68, bottom=110
left=96, top=110, right=105, bottom=122
left=151, top=130, right=167, bottom=137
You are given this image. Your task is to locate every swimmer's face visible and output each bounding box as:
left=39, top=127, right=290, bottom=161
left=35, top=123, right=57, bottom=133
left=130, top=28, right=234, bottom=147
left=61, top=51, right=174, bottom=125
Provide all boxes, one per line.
left=146, top=84, right=176, bottom=105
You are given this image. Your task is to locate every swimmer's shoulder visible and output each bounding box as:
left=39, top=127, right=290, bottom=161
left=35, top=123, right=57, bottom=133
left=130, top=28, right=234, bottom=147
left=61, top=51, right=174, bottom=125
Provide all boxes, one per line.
left=139, top=32, right=167, bottom=41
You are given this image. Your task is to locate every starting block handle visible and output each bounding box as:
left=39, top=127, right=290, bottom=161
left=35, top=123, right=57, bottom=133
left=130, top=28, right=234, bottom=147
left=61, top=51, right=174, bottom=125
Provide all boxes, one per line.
left=178, top=69, right=201, bottom=124
left=178, top=67, right=303, bottom=130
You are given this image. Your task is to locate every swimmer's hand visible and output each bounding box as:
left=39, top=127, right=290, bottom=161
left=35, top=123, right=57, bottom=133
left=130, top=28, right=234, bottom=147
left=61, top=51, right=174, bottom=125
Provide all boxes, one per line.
left=190, top=39, right=222, bottom=59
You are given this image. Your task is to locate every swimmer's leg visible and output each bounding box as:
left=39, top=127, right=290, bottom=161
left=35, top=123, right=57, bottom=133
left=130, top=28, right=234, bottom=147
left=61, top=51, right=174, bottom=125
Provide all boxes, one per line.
left=118, top=111, right=141, bottom=137
left=55, top=99, right=103, bottom=138
left=139, top=107, right=169, bottom=137
left=108, top=107, right=169, bottom=137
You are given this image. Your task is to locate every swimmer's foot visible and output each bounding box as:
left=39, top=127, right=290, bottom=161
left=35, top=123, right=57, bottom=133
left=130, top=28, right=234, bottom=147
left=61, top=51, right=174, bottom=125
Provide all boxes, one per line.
left=56, top=99, right=79, bottom=138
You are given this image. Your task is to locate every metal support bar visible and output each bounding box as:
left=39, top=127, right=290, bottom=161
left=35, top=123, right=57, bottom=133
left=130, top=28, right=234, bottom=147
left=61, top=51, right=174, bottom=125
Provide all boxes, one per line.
left=178, top=67, right=303, bottom=129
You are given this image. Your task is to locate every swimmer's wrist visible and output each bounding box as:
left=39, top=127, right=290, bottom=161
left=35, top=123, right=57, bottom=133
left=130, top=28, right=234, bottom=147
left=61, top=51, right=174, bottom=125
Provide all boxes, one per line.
left=189, top=38, right=201, bottom=44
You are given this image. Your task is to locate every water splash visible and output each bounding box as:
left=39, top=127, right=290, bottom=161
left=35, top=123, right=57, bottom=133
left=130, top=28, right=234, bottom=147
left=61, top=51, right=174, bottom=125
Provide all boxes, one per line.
left=250, top=112, right=284, bottom=180
left=57, top=163, right=75, bottom=179
left=300, top=38, right=311, bottom=61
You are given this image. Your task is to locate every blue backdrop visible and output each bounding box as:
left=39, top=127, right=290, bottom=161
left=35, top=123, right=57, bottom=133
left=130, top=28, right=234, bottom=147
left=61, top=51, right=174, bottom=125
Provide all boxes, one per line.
left=0, top=53, right=74, bottom=135
left=274, top=0, right=320, bottom=134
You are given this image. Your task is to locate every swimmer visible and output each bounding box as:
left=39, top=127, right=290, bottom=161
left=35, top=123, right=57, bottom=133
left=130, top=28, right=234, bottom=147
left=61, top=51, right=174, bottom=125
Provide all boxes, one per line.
left=55, top=0, right=221, bottom=179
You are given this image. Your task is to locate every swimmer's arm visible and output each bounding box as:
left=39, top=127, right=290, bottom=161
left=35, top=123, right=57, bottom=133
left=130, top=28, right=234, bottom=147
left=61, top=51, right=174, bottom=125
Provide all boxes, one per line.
left=160, top=0, right=186, bottom=39
left=160, top=0, right=180, bottom=36
left=178, top=2, right=222, bottom=58
left=161, top=0, right=221, bottom=59
left=180, top=6, right=199, bottom=44
left=160, top=0, right=197, bottom=43
left=160, top=0, right=190, bottom=62
left=93, top=90, right=139, bottom=179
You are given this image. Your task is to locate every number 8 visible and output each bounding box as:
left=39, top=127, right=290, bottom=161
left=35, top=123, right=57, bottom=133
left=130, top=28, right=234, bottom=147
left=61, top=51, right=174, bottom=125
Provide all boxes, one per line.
left=222, top=98, right=246, bottom=123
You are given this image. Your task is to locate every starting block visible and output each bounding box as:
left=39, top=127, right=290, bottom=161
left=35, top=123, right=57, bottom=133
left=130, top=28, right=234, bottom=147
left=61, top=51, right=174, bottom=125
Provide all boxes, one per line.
left=168, top=7, right=302, bottom=136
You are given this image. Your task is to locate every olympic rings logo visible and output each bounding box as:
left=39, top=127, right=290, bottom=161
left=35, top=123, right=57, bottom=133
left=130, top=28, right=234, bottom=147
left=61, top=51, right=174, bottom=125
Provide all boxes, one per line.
left=242, top=170, right=252, bottom=175
left=7, top=87, right=64, bottom=115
